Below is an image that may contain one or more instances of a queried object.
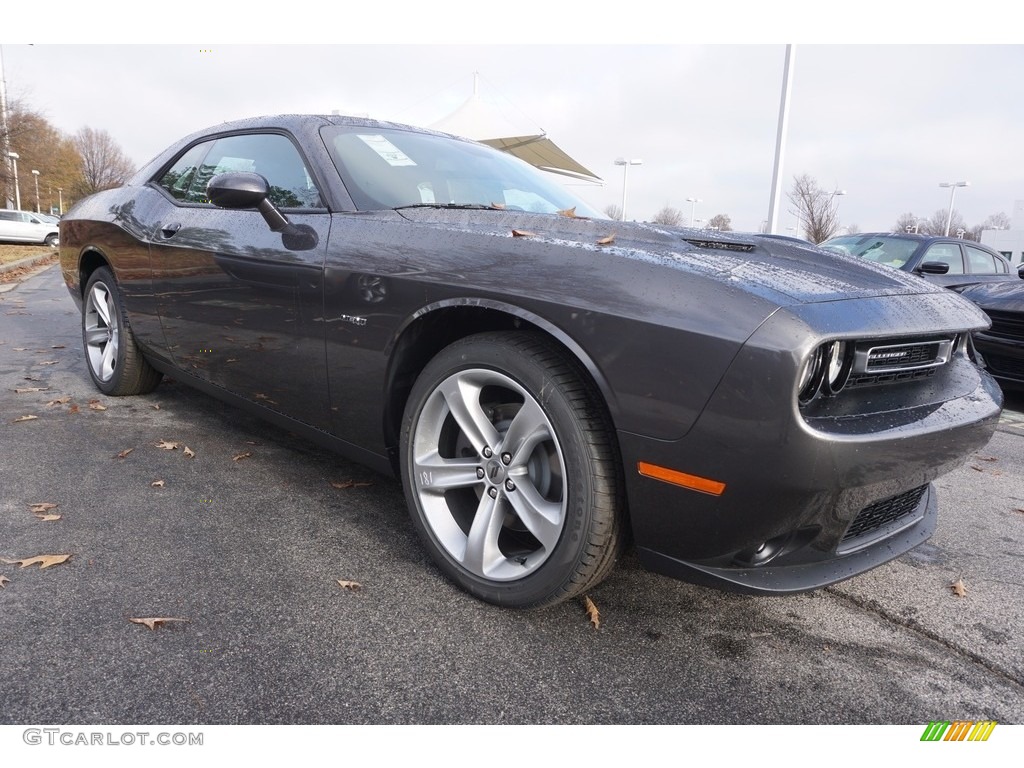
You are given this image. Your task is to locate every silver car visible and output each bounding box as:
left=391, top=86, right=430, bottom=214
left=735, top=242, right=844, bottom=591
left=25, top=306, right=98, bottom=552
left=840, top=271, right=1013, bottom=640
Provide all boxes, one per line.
left=0, top=209, right=60, bottom=245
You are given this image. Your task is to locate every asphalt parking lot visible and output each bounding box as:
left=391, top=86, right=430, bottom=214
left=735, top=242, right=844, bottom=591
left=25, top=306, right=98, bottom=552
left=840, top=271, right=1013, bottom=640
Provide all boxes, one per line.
left=1, top=264, right=1023, bottom=726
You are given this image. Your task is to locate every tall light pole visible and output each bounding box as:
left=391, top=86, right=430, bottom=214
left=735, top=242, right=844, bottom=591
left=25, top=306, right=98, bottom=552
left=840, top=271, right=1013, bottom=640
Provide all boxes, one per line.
left=7, top=150, right=19, bottom=210
left=57, top=187, right=63, bottom=215
left=766, top=44, right=795, bottom=234
left=939, top=181, right=969, bottom=236
left=1, top=45, right=15, bottom=210
left=686, top=197, right=702, bottom=227
left=614, top=158, right=642, bottom=221
left=31, top=169, right=40, bottom=212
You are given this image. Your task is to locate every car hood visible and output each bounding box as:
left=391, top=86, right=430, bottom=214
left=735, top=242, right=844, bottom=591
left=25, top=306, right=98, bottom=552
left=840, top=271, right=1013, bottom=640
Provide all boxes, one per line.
left=959, top=280, right=1024, bottom=310
left=394, top=209, right=945, bottom=307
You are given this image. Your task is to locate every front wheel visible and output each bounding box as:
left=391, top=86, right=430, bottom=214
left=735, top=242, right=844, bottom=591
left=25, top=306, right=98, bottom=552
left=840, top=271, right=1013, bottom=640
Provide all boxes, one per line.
left=82, top=266, right=162, bottom=396
left=400, top=332, right=624, bottom=608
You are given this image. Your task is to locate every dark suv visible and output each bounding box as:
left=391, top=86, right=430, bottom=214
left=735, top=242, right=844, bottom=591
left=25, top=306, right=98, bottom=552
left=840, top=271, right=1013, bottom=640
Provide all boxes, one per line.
left=819, top=233, right=1017, bottom=291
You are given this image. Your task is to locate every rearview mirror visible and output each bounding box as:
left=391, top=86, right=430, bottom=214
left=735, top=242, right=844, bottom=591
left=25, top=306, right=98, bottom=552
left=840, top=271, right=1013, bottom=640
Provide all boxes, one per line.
left=917, top=261, right=951, bottom=275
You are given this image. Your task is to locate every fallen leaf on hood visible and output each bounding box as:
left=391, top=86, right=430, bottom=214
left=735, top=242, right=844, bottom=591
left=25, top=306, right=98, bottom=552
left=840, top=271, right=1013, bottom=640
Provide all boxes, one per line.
left=330, top=480, right=374, bottom=489
left=13, top=347, right=28, bottom=351
left=337, top=580, right=363, bottom=591
left=232, top=452, right=252, bottom=462
left=151, top=479, right=165, bottom=488
left=23, top=375, right=43, bottom=382
left=1, top=554, right=72, bottom=570
left=596, top=233, right=616, bottom=245
left=0, top=575, right=9, bottom=588
left=115, top=448, right=135, bottom=459
left=951, top=577, right=967, bottom=597
left=183, top=446, right=195, bottom=459
left=129, top=617, right=189, bottom=631
left=13, top=387, right=48, bottom=393
left=150, top=404, right=161, bottom=410
left=29, top=503, right=58, bottom=514
left=34, top=514, right=61, bottom=522
left=557, top=207, right=580, bottom=218
left=13, top=415, right=38, bottom=422
left=512, top=229, right=537, bottom=238
left=583, top=595, right=601, bottom=629
left=489, top=202, right=506, bottom=209
left=155, top=440, right=179, bottom=450
left=46, top=396, right=71, bottom=406
left=88, top=400, right=107, bottom=411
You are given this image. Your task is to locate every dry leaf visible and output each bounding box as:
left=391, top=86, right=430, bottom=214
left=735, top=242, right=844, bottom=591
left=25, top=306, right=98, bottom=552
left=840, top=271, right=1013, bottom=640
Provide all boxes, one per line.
left=155, top=440, right=179, bottom=450
left=1014, top=508, right=1024, bottom=515
left=29, top=502, right=58, bottom=514
left=88, top=400, right=107, bottom=411
left=46, top=396, right=71, bottom=406
left=596, top=233, right=616, bottom=245
left=0, top=575, right=9, bottom=588
left=51, top=345, right=66, bottom=349
left=150, top=404, right=161, bottom=410
left=975, top=455, right=998, bottom=462
left=330, top=480, right=373, bottom=489
left=23, top=375, right=43, bottom=382
left=232, top=452, right=252, bottom=462
left=115, top=448, right=135, bottom=459
left=490, top=202, right=506, bottom=209
left=129, top=617, right=189, bottom=631
left=337, top=579, right=363, bottom=591
left=14, top=387, right=48, bottom=393
left=557, top=206, right=578, bottom=218
left=13, top=347, right=27, bottom=351
left=1, top=554, right=72, bottom=570
left=38, top=360, right=59, bottom=366
left=151, top=479, right=165, bottom=488
left=13, top=415, right=38, bottom=423
left=583, top=595, right=601, bottom=629
left=34, top=514, right=61, bottom=522
left=951, top=577, right=967, bottom=597
left=512, top=229, right=537, bottom=238
left=183, top=446, right=195, bottom=459
left=970, top=466, right=984, bottom=472
left=68, top=404, right=80, bottom=414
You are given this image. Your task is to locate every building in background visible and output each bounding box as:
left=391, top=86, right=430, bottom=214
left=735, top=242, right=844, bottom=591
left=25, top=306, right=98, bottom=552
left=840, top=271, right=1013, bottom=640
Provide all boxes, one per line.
left=982, top=200, right=1024, bottom=265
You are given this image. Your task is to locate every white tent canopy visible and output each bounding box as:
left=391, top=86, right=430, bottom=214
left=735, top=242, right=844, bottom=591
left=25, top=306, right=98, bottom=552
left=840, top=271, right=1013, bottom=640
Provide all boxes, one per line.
left=429, top=77, right=601, bottom=184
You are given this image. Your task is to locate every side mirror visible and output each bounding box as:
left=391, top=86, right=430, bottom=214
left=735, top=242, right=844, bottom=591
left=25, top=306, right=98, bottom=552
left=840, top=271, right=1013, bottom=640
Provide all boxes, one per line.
left=1017, top=263, right=1024, bottom=280
left=207, top=172, right=317, bottom=251
left=916, top=261, right=951, bottom=275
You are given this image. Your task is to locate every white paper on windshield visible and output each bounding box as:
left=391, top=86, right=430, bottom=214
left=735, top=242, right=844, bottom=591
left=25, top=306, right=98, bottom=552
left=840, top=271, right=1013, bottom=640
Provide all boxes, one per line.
left=357, top=134, right=416, bottom=166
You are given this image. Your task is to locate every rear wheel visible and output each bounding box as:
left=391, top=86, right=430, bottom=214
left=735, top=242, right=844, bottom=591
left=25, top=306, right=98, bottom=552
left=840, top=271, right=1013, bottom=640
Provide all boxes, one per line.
left=82, top=267, right=162, bottom=396
left=44, top=233, right=59, bottom=247
left=400, top=332, right=624, bottom=608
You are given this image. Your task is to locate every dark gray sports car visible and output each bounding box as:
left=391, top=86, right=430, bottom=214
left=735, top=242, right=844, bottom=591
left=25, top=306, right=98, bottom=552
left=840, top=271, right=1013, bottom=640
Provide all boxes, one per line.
left=59, top=115, right=1002, bottom=608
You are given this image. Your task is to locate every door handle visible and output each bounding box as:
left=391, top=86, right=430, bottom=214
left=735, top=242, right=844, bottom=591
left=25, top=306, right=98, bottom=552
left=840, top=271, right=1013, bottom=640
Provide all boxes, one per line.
left=159, top=222, right=182, bottom=239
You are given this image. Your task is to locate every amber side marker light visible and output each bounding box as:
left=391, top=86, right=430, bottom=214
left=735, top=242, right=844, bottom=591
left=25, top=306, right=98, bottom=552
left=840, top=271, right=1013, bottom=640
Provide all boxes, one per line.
left=637, top=462, right=726, bottom=496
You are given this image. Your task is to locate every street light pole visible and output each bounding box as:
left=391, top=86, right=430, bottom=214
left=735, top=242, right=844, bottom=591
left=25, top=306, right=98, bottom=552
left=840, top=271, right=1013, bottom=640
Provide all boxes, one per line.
left=939, top=181, right=969, bottom=237
left=31, top=169, right=40, bottom=213
left=57, top=187, right=63, bottom=214
left=686, top=197, right=702, bottom=227
left=7, top=150, right=19, bottom=210
left=614, top=158, right=642, bottom=221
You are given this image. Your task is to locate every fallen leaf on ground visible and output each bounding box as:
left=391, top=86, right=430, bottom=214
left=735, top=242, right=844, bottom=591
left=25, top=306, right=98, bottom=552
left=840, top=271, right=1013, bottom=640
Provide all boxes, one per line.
left=151, top=479, right=165, bottom=488
left=970, top=466, right=984, bottom=472
left=13, top=387, right=48, bottom=393
left=23, top=375, right=43, bottom=382
left=12, top=415, right=38, bottom=422
left=129, top=617, right=189, bottom=630
left=337, top=580, right=362, bottom=591
left=88, top=400, right=107, bottom=411
left=512, top=229, right=536, bottom=238
left=34, top=514, right=61, bottom=521
left=596, top=234, right=616, bottom=245
left=67, top=404, right=80, bottom=414
left=46, top=396, right=71, bottom=406
left=51, top=345, right=66, bottom=349
left=29, top=502, right=58, bottom=514
left=951, top=577, right=967, bottom=597
left=37, top=360, right=59, bottom=366
left=330, top=480, right=374, bottom=489
left=1, top=554, right=72, bottom=569
left=232, top=452, right=252, bottom=462
left=150, top=404, right=161, bottom=410
left=1015, top=508, right=1024, bottom=515
left=155, top=440, right=179, bottom=450
left=115, top=448, right=134, bottom=459
left=0, top=575, right=9, bottom=588
left=13, top=347, right=27, bottom=351
left=245, top=440, right=260, bottom=445
left=183, top=446, right=195, bottom=459
left=974, top=455, right=998, bottom=462
left=583, top=595, right=601, bottom=629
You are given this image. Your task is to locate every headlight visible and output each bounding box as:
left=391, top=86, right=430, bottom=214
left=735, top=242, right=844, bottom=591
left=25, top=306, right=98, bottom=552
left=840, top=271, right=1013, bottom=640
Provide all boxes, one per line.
left=799, top=341, right=852, bottom=403
left=797, top=346, right=827, bottom=404
left=824, top=341, right=852, bottom=394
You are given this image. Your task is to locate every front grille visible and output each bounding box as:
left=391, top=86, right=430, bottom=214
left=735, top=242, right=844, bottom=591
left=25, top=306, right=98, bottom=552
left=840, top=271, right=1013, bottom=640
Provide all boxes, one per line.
left=984, top=310, right=1024, bottom=342
left=866, top=344, right=938, bottom=369
left=846, top=367, right=936, bottom=388
left=985, top=353, right=1024, bottom=378
left=841, top=485, right=928, bottom=544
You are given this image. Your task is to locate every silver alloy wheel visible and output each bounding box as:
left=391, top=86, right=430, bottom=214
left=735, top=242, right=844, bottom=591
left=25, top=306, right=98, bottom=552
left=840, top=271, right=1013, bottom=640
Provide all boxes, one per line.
left=411, top=368, right=567, bottom=581
left=84, top=280, right=120, bottom=383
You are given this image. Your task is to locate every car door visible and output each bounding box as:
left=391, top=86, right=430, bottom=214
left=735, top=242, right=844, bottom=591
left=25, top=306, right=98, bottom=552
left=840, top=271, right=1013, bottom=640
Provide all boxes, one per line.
left=918, top=242, right=968, bottom=289
left=143, top=131, right=333, bottom=431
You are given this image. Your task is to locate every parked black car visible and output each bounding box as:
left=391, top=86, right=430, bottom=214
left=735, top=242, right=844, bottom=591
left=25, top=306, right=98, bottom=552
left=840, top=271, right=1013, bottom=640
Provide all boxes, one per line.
left=820, top=232, right=1017, bottom=291
left=58, top=115, right=1002, bottom=608
left=959, top=281, right=1024, bottom=391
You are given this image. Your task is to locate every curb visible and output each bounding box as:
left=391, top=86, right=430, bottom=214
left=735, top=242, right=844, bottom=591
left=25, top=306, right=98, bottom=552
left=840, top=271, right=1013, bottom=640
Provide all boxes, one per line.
left=0, top=250, right=59, bottom=275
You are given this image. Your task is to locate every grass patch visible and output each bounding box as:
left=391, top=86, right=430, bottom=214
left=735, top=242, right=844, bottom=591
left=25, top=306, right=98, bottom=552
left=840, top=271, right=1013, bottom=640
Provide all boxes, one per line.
left=0, top=244, right=57, bottom=266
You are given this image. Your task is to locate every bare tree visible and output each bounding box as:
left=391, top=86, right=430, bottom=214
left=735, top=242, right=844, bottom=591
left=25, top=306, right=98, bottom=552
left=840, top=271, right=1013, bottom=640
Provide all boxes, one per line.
left=923, top=208, right=968, bottom=238
left=651, top=205, right=683, bottom=226
left=707, top=213, right=732, bottom=231
left=845, top=223, right=861, bottom=235
left=73, top=127, right=135, bottom=197
left=787, top=175, right=842, bottom=244
left=981, top=212, right=1011, bottom=230
left=894, top=212, right=924, bottom=234
left=603, top=203, right=623, bottom=221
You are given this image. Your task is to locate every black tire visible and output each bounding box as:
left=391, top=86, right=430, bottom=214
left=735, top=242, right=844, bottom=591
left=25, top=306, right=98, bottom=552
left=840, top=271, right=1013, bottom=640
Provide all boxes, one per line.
left=44, top=233, right=59, bottom=247
left=399, top=332, right=625, bottom=608
left=82, top=266, right=162, bottom=396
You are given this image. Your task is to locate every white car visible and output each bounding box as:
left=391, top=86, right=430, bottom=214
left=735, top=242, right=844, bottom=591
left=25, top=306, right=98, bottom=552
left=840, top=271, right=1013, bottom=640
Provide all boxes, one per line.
left=0, top=209, right=60, bottom=245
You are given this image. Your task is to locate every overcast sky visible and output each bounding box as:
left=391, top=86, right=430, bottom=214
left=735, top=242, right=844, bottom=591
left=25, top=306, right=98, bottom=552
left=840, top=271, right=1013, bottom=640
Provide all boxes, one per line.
left=4, top=13, right=1021, bottom=234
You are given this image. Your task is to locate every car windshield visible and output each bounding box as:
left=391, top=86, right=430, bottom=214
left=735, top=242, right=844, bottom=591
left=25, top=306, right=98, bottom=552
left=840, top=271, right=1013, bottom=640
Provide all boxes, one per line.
left=820, top=235, right=920, bottom=269
left=322, top=125, right=603, bottom=218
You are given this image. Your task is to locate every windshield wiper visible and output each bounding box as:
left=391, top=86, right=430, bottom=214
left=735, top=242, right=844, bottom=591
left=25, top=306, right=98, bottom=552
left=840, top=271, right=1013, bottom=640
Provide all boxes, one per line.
left=392, top=203, right=500, bottom=211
